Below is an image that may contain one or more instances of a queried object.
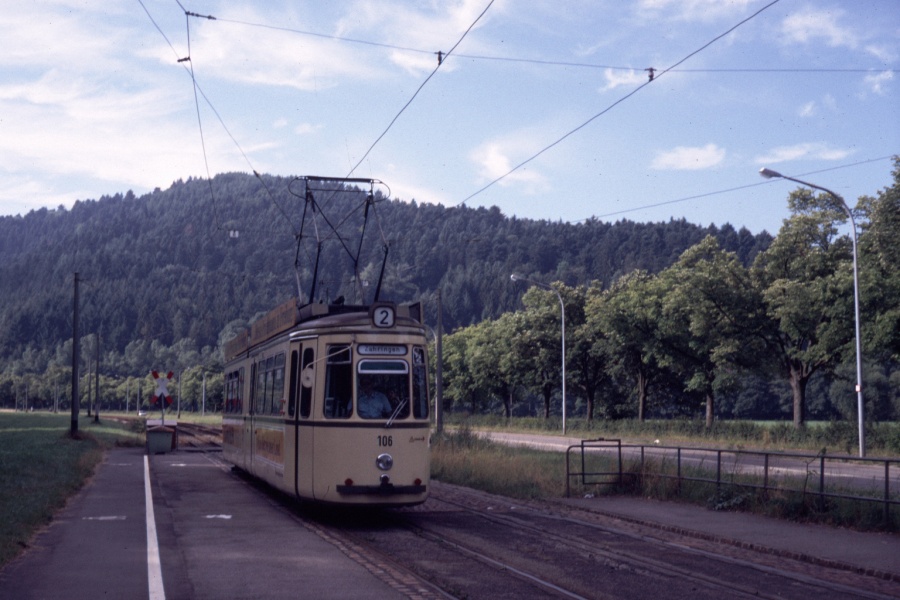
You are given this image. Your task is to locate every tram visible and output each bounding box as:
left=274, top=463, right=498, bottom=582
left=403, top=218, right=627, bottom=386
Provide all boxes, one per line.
left=222, top=298, right=430, bottom=506
left=221, top=176, right=430, bottom=506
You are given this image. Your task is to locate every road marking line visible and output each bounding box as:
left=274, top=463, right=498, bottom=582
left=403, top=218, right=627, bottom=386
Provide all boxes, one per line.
left=144, top=456, right=166, bottom=600
left=82, top=516, right=127, bottom=521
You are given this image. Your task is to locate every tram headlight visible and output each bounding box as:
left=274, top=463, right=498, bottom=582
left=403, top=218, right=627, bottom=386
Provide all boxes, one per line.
left=376, top=453, right=393, bottom=471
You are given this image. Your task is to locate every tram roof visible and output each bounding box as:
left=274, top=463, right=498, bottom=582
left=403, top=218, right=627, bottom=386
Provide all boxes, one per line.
left=224, top=299, right=423, bottom=361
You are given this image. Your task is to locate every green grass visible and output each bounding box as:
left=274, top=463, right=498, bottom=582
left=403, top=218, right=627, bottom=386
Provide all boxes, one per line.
left=443, top=414, right=900, bottom=456
left=431, top=427, right=568, bottom=499
left=431, top=427, right=899, bottom=531
left=0, top=412, right=143, bottom=567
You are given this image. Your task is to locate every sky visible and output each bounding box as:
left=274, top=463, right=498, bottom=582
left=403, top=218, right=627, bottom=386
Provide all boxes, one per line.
left=1, top=0, right=897, bottom=235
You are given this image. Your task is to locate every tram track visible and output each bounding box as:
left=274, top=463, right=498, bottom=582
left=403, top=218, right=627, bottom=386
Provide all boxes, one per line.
left=320, top=482, right=899, bottom=600
left=172, top=422, right=222, bottom=449
left=157, top=425, right=898, bottom=599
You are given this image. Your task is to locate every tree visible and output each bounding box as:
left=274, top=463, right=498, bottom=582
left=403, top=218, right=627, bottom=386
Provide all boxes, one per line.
left=858, top=157, right=900, bottom=361
left=752, top=189, right=858, bottom=427
left=513, top=284, right=567, bottom=419
left=441, top=328, right=483, bottom=414
left=565, top=283, right=609, bottom=422
left=467, top=314, right=520, bottom=418
left=655, top=236, right=766, bottom=427
left=586, top=271, right=667, bottom=421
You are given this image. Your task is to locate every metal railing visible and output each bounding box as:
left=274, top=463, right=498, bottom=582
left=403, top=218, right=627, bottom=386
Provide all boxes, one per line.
left=566, top=438, right=900, bottom=525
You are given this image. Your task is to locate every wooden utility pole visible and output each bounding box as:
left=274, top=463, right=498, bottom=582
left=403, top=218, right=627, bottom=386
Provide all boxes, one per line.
left=70, top=273, right=80, bottom=436
left=94, top=331, right=100, bottom=423
left=435, top=289, right=444, bottom=434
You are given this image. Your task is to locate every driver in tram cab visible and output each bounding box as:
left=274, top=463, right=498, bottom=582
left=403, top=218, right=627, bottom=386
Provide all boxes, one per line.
left=357, top=376, right=392, bottom=418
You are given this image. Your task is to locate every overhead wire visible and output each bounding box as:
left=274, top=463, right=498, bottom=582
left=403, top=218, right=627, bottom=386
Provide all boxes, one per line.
left=211, top=14, right=892, bottom=74
left=343, top=0, right=495, bottom=179
left=456, top=0, right=785, bottom=208
left=140, top=0, right=300, bottom=237
left=571, top=155, right=895, bottom=224
left=147, top=1, right=890, bottom=236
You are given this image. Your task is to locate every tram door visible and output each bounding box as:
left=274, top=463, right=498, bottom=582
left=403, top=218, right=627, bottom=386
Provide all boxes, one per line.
left=293, top=342, right=316, bottom=498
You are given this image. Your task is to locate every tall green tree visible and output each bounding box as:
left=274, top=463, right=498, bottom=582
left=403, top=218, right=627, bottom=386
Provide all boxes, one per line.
left=752, top=189, right=858, bottom=427
left=513, top=284, right=567, bottom=419
left=858, top=157, right=900, bottom=361
left=655, top=236, right=765, bottom=427
left=566, top=283, right=609, bottom=421
left=586, top=271, right=666, bottom=421
left=467, top=313, right=521, bottom=418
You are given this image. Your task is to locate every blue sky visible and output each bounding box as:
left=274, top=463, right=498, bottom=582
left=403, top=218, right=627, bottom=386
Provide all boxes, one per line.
left=1, top=0, right=897, bottom=234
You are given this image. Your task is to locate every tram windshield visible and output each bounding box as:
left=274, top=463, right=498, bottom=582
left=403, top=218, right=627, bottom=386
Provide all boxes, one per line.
left=356, top=360, right=410, bottom=420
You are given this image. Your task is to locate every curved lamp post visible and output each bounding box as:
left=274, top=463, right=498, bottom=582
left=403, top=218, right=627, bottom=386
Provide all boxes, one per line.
left=759, top=168, right=865, bottom=457
left=511, top=274, right=567, bottom=434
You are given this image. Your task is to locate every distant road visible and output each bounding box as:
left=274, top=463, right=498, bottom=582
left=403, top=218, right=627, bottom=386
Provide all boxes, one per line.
left=475, top=430, right=900, bottom=496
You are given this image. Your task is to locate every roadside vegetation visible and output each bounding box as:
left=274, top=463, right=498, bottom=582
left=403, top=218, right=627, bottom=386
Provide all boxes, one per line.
left=0, top=412, right=142, bottom=568
left=445, top=414, right=900, bottom=456
left=431, top=424, right=899, bottom=532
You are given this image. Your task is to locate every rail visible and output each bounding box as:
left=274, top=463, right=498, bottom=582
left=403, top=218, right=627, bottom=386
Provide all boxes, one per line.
left=566, top=439, right=900, bottom=526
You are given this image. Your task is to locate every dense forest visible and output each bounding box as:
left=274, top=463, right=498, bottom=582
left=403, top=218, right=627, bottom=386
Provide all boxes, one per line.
left=439, top=161, right=900, bottom=428
left=0, top=162, right=896, bottom=427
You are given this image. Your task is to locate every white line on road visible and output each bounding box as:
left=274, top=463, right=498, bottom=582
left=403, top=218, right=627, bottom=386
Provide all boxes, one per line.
left=144, top=456, right=166, bottom=600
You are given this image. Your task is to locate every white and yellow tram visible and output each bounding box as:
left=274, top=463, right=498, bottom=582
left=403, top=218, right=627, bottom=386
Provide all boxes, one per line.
left=222, top=298, right=430, bottom=506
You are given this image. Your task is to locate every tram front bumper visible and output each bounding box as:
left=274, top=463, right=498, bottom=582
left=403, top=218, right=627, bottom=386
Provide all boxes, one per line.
left=336, top=482, right=427, bottom=496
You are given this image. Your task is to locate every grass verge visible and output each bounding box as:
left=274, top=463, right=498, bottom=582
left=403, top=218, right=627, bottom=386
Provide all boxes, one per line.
left=0, top=412, right=143, bottom=568
left=431, top=427, right=567, bottom=499
left=431, top=427, right=899, bottom=531
left=445, top=415, right=900, bottom=456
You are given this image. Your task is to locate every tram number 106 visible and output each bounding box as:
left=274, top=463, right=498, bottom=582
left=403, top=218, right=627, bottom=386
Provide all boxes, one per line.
left=377, top=435, right=393, bottom=447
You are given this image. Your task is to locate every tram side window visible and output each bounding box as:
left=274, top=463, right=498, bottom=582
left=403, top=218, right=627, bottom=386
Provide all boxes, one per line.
left=412, top=346, right=429, bottom=419
left=324, top=345, right=352, bottom=419
left=288, top=351, right=299, bottom=417
left=254, top=360, right=266, bottom=415
left=300, top=347, right=314, bottom=418
left=271, top=353, right=285, bottom=415
left=225, top=369, right=243, bottom=414
left=263, top=356, right=275, bottom=414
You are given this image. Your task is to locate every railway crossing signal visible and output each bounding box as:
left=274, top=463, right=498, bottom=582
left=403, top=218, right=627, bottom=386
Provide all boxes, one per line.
left=151, top=371, right=174, bottom=406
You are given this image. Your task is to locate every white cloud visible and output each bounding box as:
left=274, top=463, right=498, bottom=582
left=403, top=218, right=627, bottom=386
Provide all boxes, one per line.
left=600, top=68, right=646, bottom=92
left=780, top=8, right=858, bottom=49
left=864, top=70, right=893, bottom=95
left=798, top=101, right=816, bottom=118
left=186, top=12, right=380, bottom=91
left=865, top=44, right=897, bottom=63
left=293, top=123, right=321, bottom=135
left=335, top=0, right=499, bottom=75
left=651, top=144, right=725, bottom=170
left=470, top=140, right=548, bottom=191
left=754, top=142, right=851, bottom=165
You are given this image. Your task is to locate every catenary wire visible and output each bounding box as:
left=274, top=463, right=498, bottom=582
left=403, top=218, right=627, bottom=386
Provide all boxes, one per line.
left=140, top=0, right=300, bottom=236
left=573, top=155, right=895, bottom=224
left=456, top=0, right=784, bottom=208
left=152, top=2, right=890, bottom=235
left=212, top=14, right=892, bottom=74
left=343, top=0, right=495, bottom=180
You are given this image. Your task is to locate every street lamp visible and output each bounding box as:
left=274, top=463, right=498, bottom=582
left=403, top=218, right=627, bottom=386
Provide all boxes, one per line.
left=759, top=167, right=865, bottom=457
left=511, top=274, right=567, bottom=434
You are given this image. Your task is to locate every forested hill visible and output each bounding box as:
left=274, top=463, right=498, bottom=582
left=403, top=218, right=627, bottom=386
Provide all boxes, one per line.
left=0, top=172, right=771, bottom=369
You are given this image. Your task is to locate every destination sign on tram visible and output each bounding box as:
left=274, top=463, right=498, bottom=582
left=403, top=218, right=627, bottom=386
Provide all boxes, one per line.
left=358, top=344, right=407, bottom=356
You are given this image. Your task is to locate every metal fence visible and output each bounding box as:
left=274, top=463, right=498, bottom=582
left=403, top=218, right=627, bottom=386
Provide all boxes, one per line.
left=565, top=438, right=900, bottom=525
